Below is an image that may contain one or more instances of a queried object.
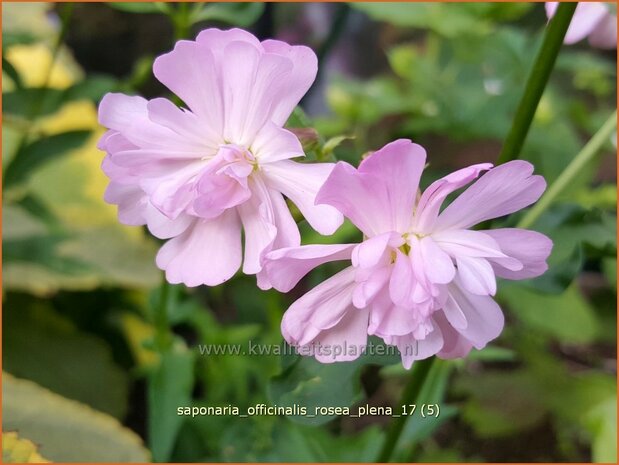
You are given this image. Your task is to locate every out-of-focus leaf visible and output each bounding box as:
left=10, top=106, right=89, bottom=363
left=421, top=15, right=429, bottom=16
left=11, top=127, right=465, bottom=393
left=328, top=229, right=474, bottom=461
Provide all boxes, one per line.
left=4, top=130, right=91, bottom=189
left=148, top=341, right=195, bottom=462
left=584, top=397, right=617, bottom=463
left=2, top=56, right=23, bottom=88
left=3, top=304, right=129, bottom=418
left=2, top=373, right=150, bottom=462
left=3, top=87, right=68, bottom=119
left=394, top=359, right=456, bottom=460
left=191, top=2, right=264, bottom=26
left=320, top=135, right=354, bottom=159
left=454, top=369, right=547, bottom=438
left=255, top=423, right=384, bottom=462
left=353, top=3, right=494, bottom=37
left=500, top=284, right=600, bottom=344
left=269, top=337, right=399, bottom=426
left=2, top=32, right=37, bottom=48
left=63, top=74, right=119, bottom=102
left=2, top=432, right=49, bottom=463
left=107, top=2, right=168, bottom=13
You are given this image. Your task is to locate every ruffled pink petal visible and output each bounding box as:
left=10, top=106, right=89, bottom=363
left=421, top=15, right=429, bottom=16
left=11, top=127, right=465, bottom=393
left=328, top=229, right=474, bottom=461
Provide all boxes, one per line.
left=389, top=250, right=416, bottom=308
left=352, top=266, right=391, bottom=308
left=588, top=11, right=617, bottom=49
left=262, top=160, right=343, bottom=235
left=104, top=182, right=147, bottom=226
left=155, top=211, right=242, bottom=287
left=281, top=266, right=358, bottom=347
left=358, top=139, right=426, bottom=232
left=196, top=27, right=262, bottom=56
left=414, top=163, right=492, bottom=233
left=455, top=256, right=497, bottom=296
left=482, top=228, right=552, bottom=280
left=435, top=160, right=546, bottom=231
left=99, top=93, right=207, bottom=153
left=220, top=40, right=292, bottom=146
left=262, top=243, right=355, bottom=292
left=444, top=279, right=504, bottom=349
left=315, top=162, right=391, bottom=237
left=144, top=204, right=193, bottom=240
left=153, top=41, right=224, bottom=134
left=418, top=236, right=455, bottom=284
left=251, top=122, right=304, bottom=163
left=368, top=287, right=420, bottom=338
left=351, top=232, right=401, bottom=269
left=434, top=311, right=473, bottom=359
left=237, top=177, right=277, bottom=275
left=312, top=306, right=370, bottom=363
left=390, top=325, right=444, bottom=369
left=261, top=40, right=318, bottom=126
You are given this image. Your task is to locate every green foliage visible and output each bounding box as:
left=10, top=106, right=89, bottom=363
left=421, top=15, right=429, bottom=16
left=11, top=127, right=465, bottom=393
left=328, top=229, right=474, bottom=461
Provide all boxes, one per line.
left=2, top=2, right=617, bottom=463
left=2, top=373, right=150, bottom=462
left=4, top=130, right=92, bottom=188
left=3, top=304, right=129, bottom=418
left=148, top=340, right=196, bottom=462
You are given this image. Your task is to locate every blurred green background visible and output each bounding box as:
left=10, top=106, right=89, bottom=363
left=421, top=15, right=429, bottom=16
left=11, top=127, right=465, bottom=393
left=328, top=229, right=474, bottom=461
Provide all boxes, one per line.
left=2, top=2, right=617, bottom=463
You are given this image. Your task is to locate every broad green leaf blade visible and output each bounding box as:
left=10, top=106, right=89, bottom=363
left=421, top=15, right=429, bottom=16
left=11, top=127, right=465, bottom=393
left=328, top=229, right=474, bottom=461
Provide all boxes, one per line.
left=107, top=2, right=167, bottom=13
left=4, top=130, right=91, bottom=189
left=148, top=341, right=195, bottom=462
left=191, top=2, right=264, bottom=26
left=2, top=373, right=150, bottom=462
left=3, top=304, right=129, bottom=418
left=500, top=284, right=600, bottom=344
left=2, top=432, right=50, bottom=463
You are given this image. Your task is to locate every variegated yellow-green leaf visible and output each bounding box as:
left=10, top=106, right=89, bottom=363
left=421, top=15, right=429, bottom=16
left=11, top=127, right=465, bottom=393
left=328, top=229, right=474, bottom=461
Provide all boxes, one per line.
left=2, top=432, right=49, bottom=463
left=2, top=373, right=150, bottom=462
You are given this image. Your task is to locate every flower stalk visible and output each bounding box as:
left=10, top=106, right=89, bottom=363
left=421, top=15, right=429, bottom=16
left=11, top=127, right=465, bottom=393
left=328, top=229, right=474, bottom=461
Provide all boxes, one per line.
left=497, top=2, right=577, bottom=164
left=376, top=357, right=435, bottom=462
left=518, top=110, right=617, bottom=229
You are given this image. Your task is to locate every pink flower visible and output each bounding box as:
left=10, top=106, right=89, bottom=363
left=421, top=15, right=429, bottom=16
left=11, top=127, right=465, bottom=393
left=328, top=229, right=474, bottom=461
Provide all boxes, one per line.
left=98, top=28, right=343, bottom=287
left=546, top=2, right=616, bottom=49
left=262, top=140, right=552, bottom=368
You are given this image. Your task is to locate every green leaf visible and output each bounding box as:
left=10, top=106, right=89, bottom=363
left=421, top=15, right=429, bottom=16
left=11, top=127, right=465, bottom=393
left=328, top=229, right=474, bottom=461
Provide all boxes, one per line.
left=2, top=57, right=23, bottom=89
left=268, top=337, right=399, bottom=426
left=584, top=397, right=617, bottom=463
left=500, top=284, right=600, bottom=344
left=4, top=130, right=91, bottom=189
left=148, top=340, right=195, bottom=462
left=191, top=2, right=264, bottom=26
left=63, top=74, right=119, bottom=102
left=454, top=369, right=547, bottom=438
left=352, top=3, right=494, bottom=37
left=2, top=373, right=150, bottom=462
left=107, top=2, right=168, bottom=13
left=2, top=431, right=49, bottom=463
left=3, top=87, right=67, bottom=119
left=3, top=303, right=129, bottom=418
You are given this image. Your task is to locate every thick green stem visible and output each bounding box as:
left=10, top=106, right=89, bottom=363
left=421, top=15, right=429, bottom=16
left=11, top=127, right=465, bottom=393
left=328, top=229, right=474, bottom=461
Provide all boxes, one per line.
left=377, top=357, right=435, bottom=463
left=497, top=2, right=577, bottom=164
left=518, top=111, right=617, bottom=229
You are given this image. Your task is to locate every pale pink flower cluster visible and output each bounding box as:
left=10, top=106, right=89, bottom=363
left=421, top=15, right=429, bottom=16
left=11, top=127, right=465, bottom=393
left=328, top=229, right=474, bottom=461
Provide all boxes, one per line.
left=99, top=29, right=552, bottom=368
left=546, top=2, right=616, bottom=49
left=261, top=140, right=552, bottom=367
left=98, top=29, right=342, bottom=286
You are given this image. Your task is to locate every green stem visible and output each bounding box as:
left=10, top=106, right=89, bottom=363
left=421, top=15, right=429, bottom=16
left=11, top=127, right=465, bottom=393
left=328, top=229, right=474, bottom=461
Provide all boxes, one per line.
left=497, top=2, right=577, bottom=164
left=172, top=2, right=191, bottom=41
left=377, top=357, right=436, bottom=463
left=154, top=274, right=172, bottom=351
left=518, top=110, right=617, bottom=229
